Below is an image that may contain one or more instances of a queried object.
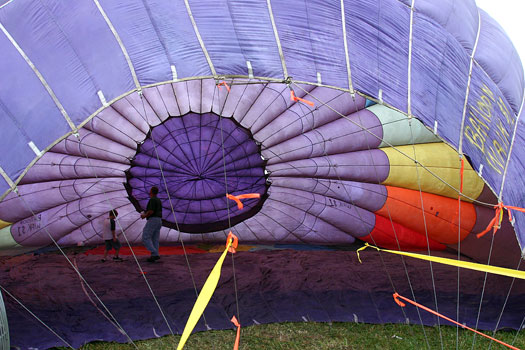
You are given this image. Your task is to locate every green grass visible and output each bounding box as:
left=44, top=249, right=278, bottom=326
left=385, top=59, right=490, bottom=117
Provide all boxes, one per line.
left=54, top=322, right=525, bottom=350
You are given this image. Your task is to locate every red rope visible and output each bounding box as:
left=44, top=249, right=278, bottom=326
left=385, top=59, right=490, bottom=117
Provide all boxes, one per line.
left=393, top=293, right=520, bottom=350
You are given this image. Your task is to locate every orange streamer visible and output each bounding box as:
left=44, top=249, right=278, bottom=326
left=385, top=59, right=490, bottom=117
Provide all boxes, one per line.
left=226, top=193, right=261, bottom=210
left=218, top=81, right=231, bottom=92
left=231, top=316, right=241, bottom=350
left=459, top=157, right=465, bottom=194
left=477, top=202, right=525, bottom=238
left=393, top=293, right=520, bottom=350
left=290, top=90, right=314, bottom=107
left=226, top=231, right=238, bottom=253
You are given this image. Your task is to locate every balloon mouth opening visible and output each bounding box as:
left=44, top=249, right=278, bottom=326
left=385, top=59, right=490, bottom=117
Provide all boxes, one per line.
left=125, top=112, right=269, bottom=234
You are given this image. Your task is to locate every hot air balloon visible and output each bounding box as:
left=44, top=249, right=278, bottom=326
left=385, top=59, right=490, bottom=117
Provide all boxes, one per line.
left=0, top=0, right=524, bottom=348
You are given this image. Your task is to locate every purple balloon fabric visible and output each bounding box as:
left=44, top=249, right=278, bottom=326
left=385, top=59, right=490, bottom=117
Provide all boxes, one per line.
left=126, top=112, right=266, bottom=232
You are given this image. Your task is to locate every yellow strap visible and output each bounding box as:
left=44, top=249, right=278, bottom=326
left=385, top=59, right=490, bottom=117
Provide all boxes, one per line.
left=177, top=239, right=233, bottom=350
left=358, top=243, right=525, bottom=280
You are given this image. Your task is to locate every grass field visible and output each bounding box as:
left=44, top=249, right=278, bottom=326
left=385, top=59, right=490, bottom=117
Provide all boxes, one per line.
left=54, top=322, right=525, bottom=350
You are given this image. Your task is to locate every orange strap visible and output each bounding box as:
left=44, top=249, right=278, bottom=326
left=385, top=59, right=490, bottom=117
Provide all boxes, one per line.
left=231, top=316, right=241, bottom=350
left=226, top=193, right=261, bottom=210
left=290, top=90, right=314, bottom=107
left=226, top=231, right=238, bottom=253
left=393, top=293, right=520, bottom=350
left=459, top=157, right=465, bottom=194
left=477, top=202, right=525, bottom=238
left=218, top=81, right=231, bottom=92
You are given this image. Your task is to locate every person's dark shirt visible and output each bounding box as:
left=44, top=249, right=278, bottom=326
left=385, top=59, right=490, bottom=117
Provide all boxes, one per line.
left=110, top=218, right=116, bottom=231
left=146, top=197, right=162, bottom=218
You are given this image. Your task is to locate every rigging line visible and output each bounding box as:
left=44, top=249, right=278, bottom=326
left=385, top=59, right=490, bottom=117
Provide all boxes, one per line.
left=470, top=231, right=499, bottom=350
left=72, top=257, right=122, bottom=332
left=293, top=83, right=430, bottom=348
left=137, top=91, right=209, bottom=328
left=293, top=95, right=424, bottom=348
left=456, top=157, right=463, bottom=350
left=0, top=284, right=74, bottom=349
left=488, top=259, right=522, bottom=350
left=291, top=83, right=496, bottom=208
left=408, top=119, right=444, bottom=350
left=13, top=192, right=138, bottom=348
left=215, top=79, right=241, bottom=323
left=75, top=139, right=179, bottom=340
left=498, top=90, right=525, bottom=200
left=512, top=308, right=525, bottom=346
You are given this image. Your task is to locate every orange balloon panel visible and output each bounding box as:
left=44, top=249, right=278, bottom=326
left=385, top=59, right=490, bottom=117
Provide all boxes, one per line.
left=361, top=214, right=446, bottom=251
left=375, top=186, right=477, bottom=245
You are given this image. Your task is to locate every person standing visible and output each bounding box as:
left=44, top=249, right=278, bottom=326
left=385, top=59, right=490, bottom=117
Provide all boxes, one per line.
left=141, top=186, right=162, bottom=262
left=101, top=209, right=123, bottom=262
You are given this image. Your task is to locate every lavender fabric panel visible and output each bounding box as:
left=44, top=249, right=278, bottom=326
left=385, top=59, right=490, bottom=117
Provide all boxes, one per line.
left=58, top=203, right=140, bottom=246
left=98, top=0, right=172, bottom=85
left=412, top=0, right=479, bottom=54
left=86, top=107, right=148, bottom=149
left=270, top=178, right=388, bottom=213
left=0, top=0, right=100, bottom=124
left=141, top=0, right=212, bottom=78
left=374, top=0, right=410, bottom=111
left=256, top=87, right=366, bottom=148
left=410, top=11, right=463, bottom=129
left=51, top=130, right=135, bottom=165
left=428, top=38, right=470, bottom=148
left=0, top=178, right=125, bottom=223
left=19, top=152, right=128, bottom=185
left=11, top=192, right=128, bottom=246
left=461, top=63, right=516, bottom=194
left=264, top=109, right=383, bottom=164
left=342, top=0, right=410, bottom=111
left=0, top=32, right=70, bottom=184
left=268, top=188, right=375, bottom=238
left=38, top=0, right=136, bottom=102
left=267, top=149, right=390, bottom=183
left=189, top=0, right=278, bottom=77
left=235, top=198, right=357, bottom=244
left=271, top=0, right=348, bottom=88
left=475, top=10, right=524, bottom=113
left=342, top=0, right=379, bottom=97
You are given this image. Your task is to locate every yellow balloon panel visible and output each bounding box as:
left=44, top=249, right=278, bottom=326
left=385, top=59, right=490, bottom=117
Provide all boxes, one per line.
left=381, top=143, right=485, bottom=200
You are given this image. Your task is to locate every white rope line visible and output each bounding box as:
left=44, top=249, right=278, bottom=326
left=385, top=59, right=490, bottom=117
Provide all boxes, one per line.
left=0, top=167, right=15, bottom=189
left=292, top=88, right=427, bottom=348
left=487, top=259, right=522, bottom=350
left=92, top=0, right=141, bottom=92
left=0, top=21, right=76, bottom=131
left=339, top=0, right=354, bottom=94
left=266, top=0, right=288, bottom=78
left=470, top=231, right=498, bottom=350
left=456, top=158, right=463, bottom=350
left=408, top=120, right=444, bottom=350
left=215, top=79, right=241, bottom=322
left=14, top=192, right=138, bottom=348
left=72, top=257, right=124, bottom=334
left=498, top=92, right=525, bottom=199
left=137, top=91, right=210, bottom=328
left=407, top=0, right=416, bottom=117
left=183, top=0, right=216, bottom=76
left=458, top=9, right=482, bottom=155
left=0, top=284, right=74, bottom=349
